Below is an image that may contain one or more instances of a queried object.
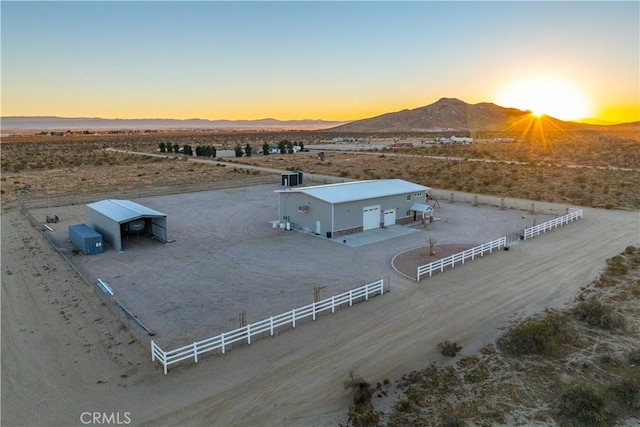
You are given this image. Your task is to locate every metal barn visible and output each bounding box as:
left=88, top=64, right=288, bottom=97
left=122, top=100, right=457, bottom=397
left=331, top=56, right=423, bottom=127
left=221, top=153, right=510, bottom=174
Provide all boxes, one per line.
left=86, top=199, right=167, bottom=252
left=277, top=179, right=431, bottom=238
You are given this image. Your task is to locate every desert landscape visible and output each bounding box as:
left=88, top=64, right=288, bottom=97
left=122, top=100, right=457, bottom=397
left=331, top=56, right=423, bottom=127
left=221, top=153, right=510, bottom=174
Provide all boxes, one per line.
left=1, top=124, right=639, bottom=426
left=3, top=2, right=639, bottom=425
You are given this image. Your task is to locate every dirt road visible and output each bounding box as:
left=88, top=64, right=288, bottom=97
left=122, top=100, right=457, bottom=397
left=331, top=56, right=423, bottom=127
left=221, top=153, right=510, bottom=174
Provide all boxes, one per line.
left=2, top=201, right=638, bottom=426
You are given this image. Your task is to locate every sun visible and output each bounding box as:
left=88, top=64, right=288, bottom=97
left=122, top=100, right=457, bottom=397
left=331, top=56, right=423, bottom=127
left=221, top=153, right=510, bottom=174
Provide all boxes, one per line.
left=495, top=76, right=592, bottom=121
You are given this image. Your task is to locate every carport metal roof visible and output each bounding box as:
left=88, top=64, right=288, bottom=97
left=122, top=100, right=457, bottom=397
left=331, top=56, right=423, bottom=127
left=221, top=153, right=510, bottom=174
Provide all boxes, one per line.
left=277, top=179, right=430, bottom=204
left=86, top=199, right=166, bottom=223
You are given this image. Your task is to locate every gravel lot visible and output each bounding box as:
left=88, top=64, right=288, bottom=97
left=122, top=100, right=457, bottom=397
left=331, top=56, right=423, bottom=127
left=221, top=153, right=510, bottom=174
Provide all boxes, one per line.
left=33, top=183, right=555, bottom=348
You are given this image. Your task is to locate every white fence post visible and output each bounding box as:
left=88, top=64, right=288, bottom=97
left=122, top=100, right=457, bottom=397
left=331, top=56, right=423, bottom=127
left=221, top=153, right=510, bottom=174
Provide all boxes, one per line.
left=292, top=308, right=296, bottom=328
left=247, top=324, right=251, bottom=344
left=194, top=342, right=198, bottom=363
left=221, top=333, right=226, bottom=354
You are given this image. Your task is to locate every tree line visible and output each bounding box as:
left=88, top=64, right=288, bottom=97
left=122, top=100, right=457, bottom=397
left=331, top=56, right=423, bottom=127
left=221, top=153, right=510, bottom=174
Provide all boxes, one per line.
left=158, top=140, right=305, bottom=158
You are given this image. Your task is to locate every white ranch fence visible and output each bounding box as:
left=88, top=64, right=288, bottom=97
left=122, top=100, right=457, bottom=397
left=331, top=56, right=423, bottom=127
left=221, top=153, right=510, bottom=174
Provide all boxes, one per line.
left=416, top=208, right=584, bottom=281
left=417, top=237, right=507, bottom=281
left=523, top=208, right=583, bottom=240
left=151, top=278, right=385, bottom=374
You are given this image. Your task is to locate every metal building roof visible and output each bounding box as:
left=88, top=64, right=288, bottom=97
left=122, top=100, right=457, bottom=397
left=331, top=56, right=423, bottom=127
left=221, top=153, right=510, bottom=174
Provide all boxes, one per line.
left=278, top=179, right=430, bottom=204
left=86, top=199, right=166, bottom=223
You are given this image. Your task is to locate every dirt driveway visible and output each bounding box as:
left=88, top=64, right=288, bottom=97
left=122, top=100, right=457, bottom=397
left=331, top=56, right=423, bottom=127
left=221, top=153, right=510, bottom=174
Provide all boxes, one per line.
left=2, top=192, right=638, bottom=426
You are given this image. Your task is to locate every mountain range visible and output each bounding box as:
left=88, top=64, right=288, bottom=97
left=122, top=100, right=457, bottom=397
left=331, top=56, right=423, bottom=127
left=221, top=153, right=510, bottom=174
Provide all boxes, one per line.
left=328, top=98, right=638, bottom=133
left=0, top=117, right=347, bottom=132
left=2, top=98, right=637, bottom=133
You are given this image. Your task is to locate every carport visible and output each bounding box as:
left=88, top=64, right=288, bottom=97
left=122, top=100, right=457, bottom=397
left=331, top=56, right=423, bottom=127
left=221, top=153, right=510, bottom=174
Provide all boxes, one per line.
left=410, top=202, right=434, bottom=221
left=86, top=199, right=167, bottom=252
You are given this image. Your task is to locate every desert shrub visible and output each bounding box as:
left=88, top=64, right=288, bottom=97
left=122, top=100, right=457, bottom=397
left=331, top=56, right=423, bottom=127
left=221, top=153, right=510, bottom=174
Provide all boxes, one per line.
left=610, top=372, right=640, bottom=409
left=441, top=416, right=466, bottom=427
left=627, top=348, right=640, bottom=365
left=624, top=246, right=637, bottom=255
left=344, top=373, right=379, bottom=427
left=572, top=298, right=625, bottom=330
left=438, top=340, right=462, bottom=357
left=497, top=311, right=573, bottom=357
left=557, top=384, right=615, bottom=426
left=605, top=255, right=628, bottom=276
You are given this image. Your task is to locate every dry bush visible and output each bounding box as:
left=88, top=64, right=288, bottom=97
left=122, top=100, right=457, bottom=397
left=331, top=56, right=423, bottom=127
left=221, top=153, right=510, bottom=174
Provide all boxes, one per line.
left=557, top=383, right=615, bottom=426
left=628, top=348, right=640, bottom=365
left=344, top=372, right=379, bottom=427
left=610, top=372, right=640, bottom=410
left=606, top=255, right=629, bottom=276
left=438, top=340, right=462, bottom=357
left=572, top=298, right=625, bottom=330
left=497, top=311, right=574, bottom=357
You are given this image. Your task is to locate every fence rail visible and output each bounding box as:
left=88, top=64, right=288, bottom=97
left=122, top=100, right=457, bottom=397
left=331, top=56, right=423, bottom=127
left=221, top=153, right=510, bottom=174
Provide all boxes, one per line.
left=152, top=278, right=385, bottom=374
left=417, top=237, right=507, bottom=281
left=523, top=208, right=583, bottom=240
left=416, top=208, right=584, bottom=281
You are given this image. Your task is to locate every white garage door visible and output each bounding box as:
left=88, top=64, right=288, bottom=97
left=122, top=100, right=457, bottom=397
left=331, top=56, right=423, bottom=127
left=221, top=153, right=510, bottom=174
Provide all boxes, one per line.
left=363, top=205, right=380, bottom=231
left=384, top=209, right=396, bottom=226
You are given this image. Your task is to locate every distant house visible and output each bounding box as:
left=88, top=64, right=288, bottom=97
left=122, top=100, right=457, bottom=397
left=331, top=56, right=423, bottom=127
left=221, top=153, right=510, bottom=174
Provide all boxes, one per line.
left=450, top=136, right=473, bottom=144
left=276, top=179, right=431, bottom=238
left=331, top=136, right=355, bottom=143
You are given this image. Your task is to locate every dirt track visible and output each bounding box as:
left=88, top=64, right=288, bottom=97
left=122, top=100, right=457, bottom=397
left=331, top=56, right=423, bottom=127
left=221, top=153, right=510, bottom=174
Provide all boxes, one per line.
left=2, top=198, right=639, bottom=426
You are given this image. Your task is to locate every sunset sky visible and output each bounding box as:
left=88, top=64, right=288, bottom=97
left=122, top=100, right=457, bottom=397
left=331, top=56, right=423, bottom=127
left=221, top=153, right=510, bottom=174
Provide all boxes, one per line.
left=2, top=1, right=639, bottom=123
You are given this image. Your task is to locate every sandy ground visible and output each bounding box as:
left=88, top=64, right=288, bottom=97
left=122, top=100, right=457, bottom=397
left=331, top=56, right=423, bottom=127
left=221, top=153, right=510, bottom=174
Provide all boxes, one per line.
left=2, top=198, right=639, bottom=426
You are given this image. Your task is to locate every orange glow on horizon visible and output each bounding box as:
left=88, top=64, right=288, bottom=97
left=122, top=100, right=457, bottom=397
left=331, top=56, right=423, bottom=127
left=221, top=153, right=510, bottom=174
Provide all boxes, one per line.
left=495, top=76, right=593, bottom=121
left=2, top=96, right=638, bottom=124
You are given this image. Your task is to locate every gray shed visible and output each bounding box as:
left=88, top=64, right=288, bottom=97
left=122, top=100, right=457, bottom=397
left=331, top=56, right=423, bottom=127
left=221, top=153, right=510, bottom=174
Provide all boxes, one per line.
left=277, top=179, right=430, bottom=238
left=86, top=199, right=167, bottom=252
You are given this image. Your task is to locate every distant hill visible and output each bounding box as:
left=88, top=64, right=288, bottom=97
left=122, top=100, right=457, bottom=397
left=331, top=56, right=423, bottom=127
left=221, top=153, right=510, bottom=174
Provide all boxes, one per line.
left=0, top=116, right=348, bottom=132
left=326, top=98, right=637, bottom=133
